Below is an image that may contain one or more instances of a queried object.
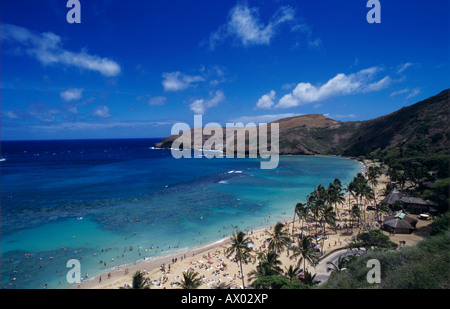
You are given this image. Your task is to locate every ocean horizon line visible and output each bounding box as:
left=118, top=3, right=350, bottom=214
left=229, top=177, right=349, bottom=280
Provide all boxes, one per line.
left=1, top=137, right=165, bottom=143
left=1, top=139, right=363, bottom=288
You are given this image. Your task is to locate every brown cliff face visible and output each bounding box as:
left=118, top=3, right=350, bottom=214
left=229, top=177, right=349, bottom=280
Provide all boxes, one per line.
left=155, top=89, right=449, bottom=157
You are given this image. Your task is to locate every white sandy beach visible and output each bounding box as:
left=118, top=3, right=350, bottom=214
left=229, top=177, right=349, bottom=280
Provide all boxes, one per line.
left=74, top=159, right=433, bottom=289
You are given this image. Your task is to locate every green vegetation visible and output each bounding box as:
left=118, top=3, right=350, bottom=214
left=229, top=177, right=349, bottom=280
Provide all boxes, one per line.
left=119, top=271, right=150, bottom=289
left=226, top=230, right=254, bottom=288
left=247, top=167, right=448, bottom=290
left=265, top=222, right=290, bottom=254
left=179, top=270, right=203, bottom=289
left=246, top=177, right=358, bottom=289
left=368, top=146, right=449, bottom=213
left=251, top=275, right=309, bottom=289
left=422, top=177, right=450, bottom=211
left=124, top=165, right=448, bottom=289
left=152, top=89, right=450, bottom=289
left=322, top=212, right=450, bottom=289
left=349, top=229, right=398, bottom=251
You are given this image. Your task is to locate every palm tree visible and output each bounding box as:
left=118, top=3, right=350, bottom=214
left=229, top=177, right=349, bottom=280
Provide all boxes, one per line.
left=297, top=203, right=311, bottom=237
left=307, top=188, right=325, bottom=236
left=263, top=250, right=283, bottom=274
left=350, top=204, right=361, bottom=232
left=130, top=270, right=150, bottom=289
left=292, top=202, right=306, bottom=237
left=375, top=201, right=390, bottom=222
left=388, top=167, right=406, bottom=190
left=367, top=166, right=381, bottom=207
left=326, top=255, right=349, bottom=277
left=345, top=181, right=357, bottom=231
left=226, top=229, right=253, bottom=288
left=299, top=270, right=321, bottom=286
left=387, top=166, right=398, bottom=183
left=355, top=173, right=374, bottom=228
left=248, top=250, right=283, bottom=282
left=367, top=166, right=381, bottom=188
left=351, top=173, right=372, bottom=228
left=290, top=236, right=318, bottom=271
left=266, top=222, right=290, bottom=254
left=180, top=270, right=202, bottom=289
left=332, top=179, right=346, bottom=218
left=327, top=183, right=337, bottom=212
left=284, top=264, right=301, bottom=280
left=320, top=204, right=337, bottom=255
left=316, top=184, right=329, bottom=204
left=354, top=173, right=366, bottom=206
left=298, top=204, right=310, bottom=238
left=333, top=178, right=343, bottom=192
left=326, top=183, right=338, bottom=214
left=362, top=185, right=374, bottom=228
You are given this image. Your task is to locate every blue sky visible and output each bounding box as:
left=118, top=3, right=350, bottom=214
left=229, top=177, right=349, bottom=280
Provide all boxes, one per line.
left=1, top=0, right=449, bottom=140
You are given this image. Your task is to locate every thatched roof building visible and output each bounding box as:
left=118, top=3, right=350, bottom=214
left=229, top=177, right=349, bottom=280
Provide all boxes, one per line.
left=381, top=213, right=417, bottom=234
left=381, top=189, right=438, bottom=214
left=400, top=196, right=438, bottom=214
left=382, top=218, right=414, bottom=234
left=381, top=188, right=403, bottom=205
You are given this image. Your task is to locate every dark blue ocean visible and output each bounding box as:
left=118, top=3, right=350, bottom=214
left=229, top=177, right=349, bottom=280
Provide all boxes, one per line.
left=0, top=138, right=363, bottom=289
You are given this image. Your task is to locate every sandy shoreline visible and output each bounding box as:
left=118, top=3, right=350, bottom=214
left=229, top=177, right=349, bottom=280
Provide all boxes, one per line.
left=72, top=222, right=284, bottom=289
left=73, top=158, right=432, bottom=289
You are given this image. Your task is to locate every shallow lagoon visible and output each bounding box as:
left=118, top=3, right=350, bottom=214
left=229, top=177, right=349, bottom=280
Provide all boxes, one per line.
left=1, top=139, right=362, bottom=288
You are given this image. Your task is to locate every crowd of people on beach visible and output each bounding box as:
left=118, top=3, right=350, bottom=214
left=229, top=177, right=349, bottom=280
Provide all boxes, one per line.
left=6, top=161, right=431, bottom=289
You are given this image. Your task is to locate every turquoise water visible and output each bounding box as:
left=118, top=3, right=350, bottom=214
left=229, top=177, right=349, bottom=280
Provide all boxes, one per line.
left=0, top=139, right=363, bottom=288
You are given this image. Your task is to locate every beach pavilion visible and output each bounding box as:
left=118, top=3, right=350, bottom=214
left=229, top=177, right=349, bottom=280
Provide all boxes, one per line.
left=381, top=213, right=416, bottom=234
left=381, top=188, right=403, bottom=206
left=381, top=188, right=438, bottom=215
left=399, top=196, right=438, bottom=215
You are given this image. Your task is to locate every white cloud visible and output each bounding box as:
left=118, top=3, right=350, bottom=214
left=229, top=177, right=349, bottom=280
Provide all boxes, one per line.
left=60, top=88, right=83, bottom=102
left=290, top=21, right=322, bottom=50
left=189, top=91, right=225, bottom=114
left=255, top=90, right=276, bottom=110
left=30, top=120, right=178, bottom=131
left=397, top=62, right=414, bottom=74
left=307, top=37, right=323, bottom=49
left=390, top=87, right=421, bottom=99
left=92, top=105, right=111, bottom=118
left=208, top=4, right=296, bottom=49
left=148, top=96, right=168, bottom=106
left=390, top=88, right=410, bottom=96
left=162, top=66, right=228, bottom=92
left=230, top=113, right=303, bottom=124
left=162, top=71, right=205, bottom=92
left=271, top=67, right=391, bottom=109
left=4, top=110, right=20, bottom=119
left=324, top=113, right=357, bottom=119
left=281, top=83, right=297, bottom=90
left=363, top=76, right=391, bottom=92
left=3, top=103, right=64, bottom=123
left=67, top=106, right=79, bottom=114
left=2, top=23, right=121, bottom=77
left=28, top=102, right=60, bottom=123
left=406, top=88, right=421, bottom=99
